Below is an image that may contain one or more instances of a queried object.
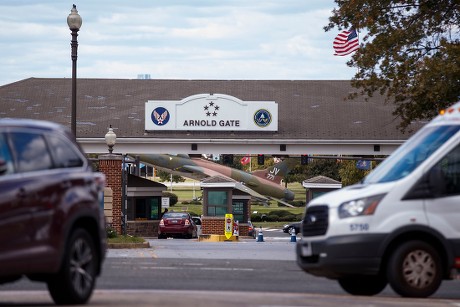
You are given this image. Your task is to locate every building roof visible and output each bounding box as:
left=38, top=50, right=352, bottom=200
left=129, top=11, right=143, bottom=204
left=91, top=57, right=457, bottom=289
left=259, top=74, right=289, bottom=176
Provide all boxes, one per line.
left=127, top=173, right=166, bottom=188
left=302, top=175, right=342, bottom=189
left=0, top=78, right=424, bottom=139
left=0, top=78, right=426, bottom=155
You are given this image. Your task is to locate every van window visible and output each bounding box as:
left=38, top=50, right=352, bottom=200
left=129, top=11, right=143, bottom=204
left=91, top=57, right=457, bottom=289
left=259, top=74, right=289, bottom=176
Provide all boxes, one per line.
left=364, top=125, right=460, bottom=184
left=435, top=143, right=460, bottom=196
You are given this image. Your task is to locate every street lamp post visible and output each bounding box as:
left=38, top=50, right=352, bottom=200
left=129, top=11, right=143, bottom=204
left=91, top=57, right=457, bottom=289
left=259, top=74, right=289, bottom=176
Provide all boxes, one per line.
left=67, top=4, right=82, bottom=136
left=104, top=125, right=117, bottom=154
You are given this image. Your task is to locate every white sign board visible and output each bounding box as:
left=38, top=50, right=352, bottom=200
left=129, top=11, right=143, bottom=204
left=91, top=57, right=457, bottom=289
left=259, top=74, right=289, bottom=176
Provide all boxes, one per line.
left=145, top=93, right=278, bottom=131
left=161, top=197, right=170, bottom=208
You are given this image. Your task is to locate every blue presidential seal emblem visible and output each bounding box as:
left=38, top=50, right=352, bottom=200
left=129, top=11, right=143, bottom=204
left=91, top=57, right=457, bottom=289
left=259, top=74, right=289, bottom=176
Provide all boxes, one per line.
left=151, top=107, right=170, bottom=126
left=253, top=109, right=272, bottom=127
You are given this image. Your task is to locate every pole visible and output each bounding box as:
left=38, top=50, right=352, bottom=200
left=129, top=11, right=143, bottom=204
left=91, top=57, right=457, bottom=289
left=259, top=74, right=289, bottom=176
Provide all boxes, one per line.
left=70, top=29, right=78, bottom=136
left=121, top=155, right=127, bottom=235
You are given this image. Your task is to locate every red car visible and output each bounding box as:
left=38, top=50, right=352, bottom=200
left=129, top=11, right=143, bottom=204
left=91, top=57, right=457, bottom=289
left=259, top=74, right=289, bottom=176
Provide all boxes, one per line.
left=158, top=212, right=198, bottom=239
left=0, top=118, right=106, bottom=305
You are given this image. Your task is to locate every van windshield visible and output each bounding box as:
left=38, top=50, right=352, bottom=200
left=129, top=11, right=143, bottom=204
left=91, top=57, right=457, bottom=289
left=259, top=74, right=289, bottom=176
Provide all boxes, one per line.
left=363, top=125, right=460, bottom=184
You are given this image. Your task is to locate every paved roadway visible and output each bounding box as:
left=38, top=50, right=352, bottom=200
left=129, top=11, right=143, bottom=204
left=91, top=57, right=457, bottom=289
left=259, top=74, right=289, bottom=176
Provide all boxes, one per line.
left=1, top=229, right=460, bottom=307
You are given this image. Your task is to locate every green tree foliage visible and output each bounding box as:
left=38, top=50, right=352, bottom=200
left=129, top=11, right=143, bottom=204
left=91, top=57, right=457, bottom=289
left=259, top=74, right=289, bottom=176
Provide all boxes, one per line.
left=157, top=169, right=185, bottom=183
left=338, top=160, right=372, bottom=186
left=284, top=158, right=341, bottom=185
left=326, top=0, right=460, bottom=132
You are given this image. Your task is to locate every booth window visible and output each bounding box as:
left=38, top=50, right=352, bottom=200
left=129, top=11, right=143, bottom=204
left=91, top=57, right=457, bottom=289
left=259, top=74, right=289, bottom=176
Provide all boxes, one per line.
left=127, top=197, right=160, bottom=220
left=207, top=191, right=227, bottom=216
left=232, top=201, right=245, bottom=222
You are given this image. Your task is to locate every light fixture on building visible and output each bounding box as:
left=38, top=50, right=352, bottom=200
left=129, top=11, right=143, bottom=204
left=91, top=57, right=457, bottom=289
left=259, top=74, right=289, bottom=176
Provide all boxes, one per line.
left=67, top=4, right=82, bottom=136
left=105, top=125, right=117, bottom=154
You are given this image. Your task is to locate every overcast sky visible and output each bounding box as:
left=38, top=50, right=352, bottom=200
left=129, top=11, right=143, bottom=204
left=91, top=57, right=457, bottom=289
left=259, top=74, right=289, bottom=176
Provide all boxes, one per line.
left=0, top=0, right=356, bottom=86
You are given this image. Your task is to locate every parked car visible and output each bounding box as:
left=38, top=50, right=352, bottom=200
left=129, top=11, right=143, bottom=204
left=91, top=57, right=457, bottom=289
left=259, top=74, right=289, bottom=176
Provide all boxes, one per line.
left=283, top=221, right=302, bottom=234
left=247, top=221, right=257, bottom=239
left=158, top=212, right=198, bottom=239
left=0, top=118, right=107, bottom=305
left=192, top=216, right=202, bottom=236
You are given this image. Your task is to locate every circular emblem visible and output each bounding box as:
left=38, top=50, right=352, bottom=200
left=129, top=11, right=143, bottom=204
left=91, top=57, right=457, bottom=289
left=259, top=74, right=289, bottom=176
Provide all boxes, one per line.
left=253, top=109, right=272, bottom=127
left=151, top=107, right=170, bottom=126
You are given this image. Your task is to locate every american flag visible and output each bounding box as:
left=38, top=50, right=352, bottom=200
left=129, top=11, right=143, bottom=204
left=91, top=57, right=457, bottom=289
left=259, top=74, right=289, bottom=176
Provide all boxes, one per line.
left=333, top=29, right=359, bottom=56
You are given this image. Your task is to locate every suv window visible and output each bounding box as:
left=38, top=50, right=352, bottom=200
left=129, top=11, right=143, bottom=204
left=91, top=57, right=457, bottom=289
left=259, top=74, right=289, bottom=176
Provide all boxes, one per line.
left=9, top=132, right=53, bottom=172
left=47, top=134, right=84, bottom=168
left=0, top=133, right=14, bottom=175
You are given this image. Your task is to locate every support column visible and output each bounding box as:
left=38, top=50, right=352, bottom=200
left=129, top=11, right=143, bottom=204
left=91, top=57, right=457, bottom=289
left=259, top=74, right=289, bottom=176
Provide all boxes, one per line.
left=99, top=154, right=123, bottom=235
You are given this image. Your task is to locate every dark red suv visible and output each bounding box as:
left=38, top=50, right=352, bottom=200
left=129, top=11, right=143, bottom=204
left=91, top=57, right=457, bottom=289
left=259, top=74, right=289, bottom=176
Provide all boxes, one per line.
left=0, top=118, right=107, bottom=305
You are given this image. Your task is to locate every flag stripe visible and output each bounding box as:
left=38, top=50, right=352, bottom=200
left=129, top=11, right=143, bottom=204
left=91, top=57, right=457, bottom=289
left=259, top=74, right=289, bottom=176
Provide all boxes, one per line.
left=333, top=29, right=359, bottom=56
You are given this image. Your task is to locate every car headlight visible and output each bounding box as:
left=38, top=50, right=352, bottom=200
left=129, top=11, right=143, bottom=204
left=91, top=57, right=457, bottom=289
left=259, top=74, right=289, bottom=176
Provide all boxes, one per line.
left=338, top=194, right=386, bottom=218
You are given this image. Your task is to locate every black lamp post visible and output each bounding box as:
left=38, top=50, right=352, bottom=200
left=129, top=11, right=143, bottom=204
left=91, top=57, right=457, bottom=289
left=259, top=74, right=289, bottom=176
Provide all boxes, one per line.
left=67, top=4, right=82, bottom=136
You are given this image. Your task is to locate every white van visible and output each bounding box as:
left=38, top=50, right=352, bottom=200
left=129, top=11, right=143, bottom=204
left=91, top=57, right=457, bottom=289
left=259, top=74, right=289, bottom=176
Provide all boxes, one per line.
left=296, top=101, right=460, bottom=298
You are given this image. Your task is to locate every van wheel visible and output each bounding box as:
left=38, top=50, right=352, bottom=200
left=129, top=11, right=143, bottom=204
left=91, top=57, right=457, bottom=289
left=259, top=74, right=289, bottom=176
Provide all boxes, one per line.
left=47, top=229, right=98, bottom=305
left=338, top=275, right=387, bottom=296
left=387, top=240, right=442, bottom=297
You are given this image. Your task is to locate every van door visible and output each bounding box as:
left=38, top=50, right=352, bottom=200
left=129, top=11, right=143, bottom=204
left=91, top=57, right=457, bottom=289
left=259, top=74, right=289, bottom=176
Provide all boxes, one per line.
left=424, top=142, right=460, bottom=241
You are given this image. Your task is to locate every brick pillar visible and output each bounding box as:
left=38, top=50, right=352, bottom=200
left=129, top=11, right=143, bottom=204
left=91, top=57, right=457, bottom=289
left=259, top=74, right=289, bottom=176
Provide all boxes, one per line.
left=99, top=154, right=123, bottom=235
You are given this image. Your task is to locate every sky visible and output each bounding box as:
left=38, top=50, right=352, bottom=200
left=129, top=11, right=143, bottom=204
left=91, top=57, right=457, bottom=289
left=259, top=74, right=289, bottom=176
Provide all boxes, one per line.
left=0, top=0, right=356, bottom=87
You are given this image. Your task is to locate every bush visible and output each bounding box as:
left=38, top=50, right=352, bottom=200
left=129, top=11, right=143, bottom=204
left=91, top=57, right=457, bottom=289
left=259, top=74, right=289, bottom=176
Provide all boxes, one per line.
left=265, top=214, right=279, bottom=222
left=278, top=214, right=297, bottom=222
left=162, top=192, right=178, bottom=206
left=251, top=214, right=262, bottom=222
left=288, top=200, right=306, bottom=207
left=268, top=210, right=291, bottom=218
left=106, top=227, right=117, bottom=238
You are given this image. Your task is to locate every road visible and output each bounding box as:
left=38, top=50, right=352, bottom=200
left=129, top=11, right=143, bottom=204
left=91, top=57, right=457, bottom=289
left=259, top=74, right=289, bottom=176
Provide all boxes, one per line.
left=1, top=229, right=460, bottom=306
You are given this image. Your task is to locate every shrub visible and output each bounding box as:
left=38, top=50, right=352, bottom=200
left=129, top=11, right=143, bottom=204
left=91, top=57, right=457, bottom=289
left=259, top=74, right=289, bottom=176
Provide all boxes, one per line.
left=288, top=200, right=306, bottom=207
left=251, top=214, right=262, bottom=222
left=162, top=192, right=178, bottom=206
left=278, top=214, right=297, bottom=222
left=268, top=210, right=291, bottom=218
left=106, top=226, right=117, bottom=238
left=265, top=214, right=279, bottom=222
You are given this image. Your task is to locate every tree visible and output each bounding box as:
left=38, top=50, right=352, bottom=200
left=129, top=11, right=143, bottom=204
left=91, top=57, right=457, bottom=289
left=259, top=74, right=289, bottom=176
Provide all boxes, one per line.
left=326, top=0, right=460, bottom=132
left=338, top=160, right=372, bottom=186
left=157, top=169, right=185, bottom=183
left=284, top=158, right=341, bottom=186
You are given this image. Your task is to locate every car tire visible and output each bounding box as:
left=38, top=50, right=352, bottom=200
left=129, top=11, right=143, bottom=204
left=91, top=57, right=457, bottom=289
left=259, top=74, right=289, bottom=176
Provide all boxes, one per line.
left=386, top=240, right=442, bottom=298
left=158, top=233, right=167, bottom=239
left=338, top=275, right=387, bottom=296
left=47, top=228, right=98, bottom=305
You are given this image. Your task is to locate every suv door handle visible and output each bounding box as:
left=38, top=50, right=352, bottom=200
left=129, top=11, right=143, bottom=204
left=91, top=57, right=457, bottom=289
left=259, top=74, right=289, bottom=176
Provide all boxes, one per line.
left=16, top=187, right=27, bottom=199
left=60, top=180, right=72, bottom=189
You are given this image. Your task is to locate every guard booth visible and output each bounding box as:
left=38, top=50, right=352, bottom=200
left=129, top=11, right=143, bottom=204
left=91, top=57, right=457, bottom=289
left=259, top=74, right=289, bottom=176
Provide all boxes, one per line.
left=125, top=174, right=167, bottom=237
left=200, top=176, right=253, bottom=238
left=302, top=175, right=342, bottom=204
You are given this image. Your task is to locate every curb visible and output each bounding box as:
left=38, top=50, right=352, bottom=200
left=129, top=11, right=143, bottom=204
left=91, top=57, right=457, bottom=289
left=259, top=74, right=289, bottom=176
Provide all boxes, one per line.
left=108, top=241, right=150, bottom=249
